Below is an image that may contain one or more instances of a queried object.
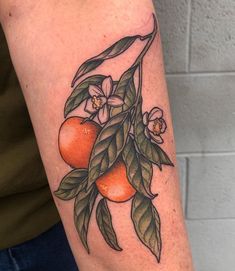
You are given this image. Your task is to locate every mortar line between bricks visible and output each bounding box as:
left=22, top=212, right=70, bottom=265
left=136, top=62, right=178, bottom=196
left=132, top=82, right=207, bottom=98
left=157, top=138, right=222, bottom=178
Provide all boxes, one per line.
left=186, top=217, right=235, bottom=221
left=186, top=0, right=192, bottom=72
left=184, top=157, right=190, bottom=219
left=166, top=71, right=235, bottom=77
left=176, top=151, right=235, bottom=157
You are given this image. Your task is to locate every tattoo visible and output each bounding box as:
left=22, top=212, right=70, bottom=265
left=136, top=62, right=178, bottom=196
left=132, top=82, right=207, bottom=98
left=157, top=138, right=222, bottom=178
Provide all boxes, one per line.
left=55, top=14, right=173, bottom=262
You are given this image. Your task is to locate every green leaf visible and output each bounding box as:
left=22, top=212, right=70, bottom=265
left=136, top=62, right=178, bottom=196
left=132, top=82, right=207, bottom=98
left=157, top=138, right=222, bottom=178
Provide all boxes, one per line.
left=134, top=99, right=173, bottom=168
left=122, top=137, right=155, bottom=198
left=54, top=169, right=88, bottom=200
left=96, top=198, right=122, bottom=251
left=111, top=66, right=137, bottom=116
left=74, top=185, right=98, bottom=253
left=131, top=192, right=162, bottom=262
left=71, top=36, right=140, bottom=86
left=154, top=143, right=174, bottom=167
left=64, top=75, right=105, bottom=117
left=88, top=112, right=131, bottom=189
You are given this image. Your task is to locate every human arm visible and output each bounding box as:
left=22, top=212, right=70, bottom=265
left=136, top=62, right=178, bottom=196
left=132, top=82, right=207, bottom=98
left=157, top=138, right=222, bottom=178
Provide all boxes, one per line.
left=0, top=0, right=194, bottom=270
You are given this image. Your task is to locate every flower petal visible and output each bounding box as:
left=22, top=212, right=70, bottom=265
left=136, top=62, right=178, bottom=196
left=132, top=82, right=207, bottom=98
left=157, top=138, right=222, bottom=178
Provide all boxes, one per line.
left=107, top=95, right=124, bottom=107
left=147, top=120, right=155, bottom=133
left=100, top=96, right=107, bottom=105
left=149, top=107, right=163, bottom=120
left=89, top=85, right=103, bottom=97
left=84, top=98, right=97, bottom=114
left=143, top=112, right=149, bottom=125
left=150, top=132, right=164, bottom=144
left=102, top=76, right=113, bottom=97
left=98, top=104, right=109, bottom=124
left=160, top=119, right=167, bottom=133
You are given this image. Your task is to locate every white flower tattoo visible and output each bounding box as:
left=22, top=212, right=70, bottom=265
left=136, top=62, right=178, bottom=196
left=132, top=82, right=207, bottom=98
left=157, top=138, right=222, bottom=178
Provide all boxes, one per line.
left=143, top=107, right=167, bottom=144
left=85, top=76, right=124, bottom=124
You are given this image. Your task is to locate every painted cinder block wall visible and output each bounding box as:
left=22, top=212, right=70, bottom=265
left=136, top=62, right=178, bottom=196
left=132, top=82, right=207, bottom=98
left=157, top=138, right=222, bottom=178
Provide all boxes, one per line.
left=154, top=1, right=235, bottom=270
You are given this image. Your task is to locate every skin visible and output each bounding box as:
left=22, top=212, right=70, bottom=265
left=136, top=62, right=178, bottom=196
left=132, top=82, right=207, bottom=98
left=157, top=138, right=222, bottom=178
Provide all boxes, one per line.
left=0, top=0, right=194, bottom=270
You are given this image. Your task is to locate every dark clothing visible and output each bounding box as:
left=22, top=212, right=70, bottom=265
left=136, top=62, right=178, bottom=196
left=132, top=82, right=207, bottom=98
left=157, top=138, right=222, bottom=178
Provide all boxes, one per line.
left=0, top=222, right=78, bottom=271
left=0, top=26, right=60, bottom=250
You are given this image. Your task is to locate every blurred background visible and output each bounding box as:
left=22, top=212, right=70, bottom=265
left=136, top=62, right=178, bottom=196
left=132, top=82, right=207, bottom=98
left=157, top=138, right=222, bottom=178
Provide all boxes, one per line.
left=154, top=0, right=235, bottom=270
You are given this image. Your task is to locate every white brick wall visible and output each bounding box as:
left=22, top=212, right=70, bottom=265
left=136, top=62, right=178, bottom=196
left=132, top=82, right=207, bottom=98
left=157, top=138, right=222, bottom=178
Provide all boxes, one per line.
left=154, top=1, right=235, bottom=270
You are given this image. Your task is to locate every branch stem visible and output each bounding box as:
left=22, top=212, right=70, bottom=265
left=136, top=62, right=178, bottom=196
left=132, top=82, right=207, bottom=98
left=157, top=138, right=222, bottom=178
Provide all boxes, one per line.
left=132, top=14, right=158, bottom=67
left=129, top=14, right=158, bottom=121
left=131, top=61, right=143, bottom=122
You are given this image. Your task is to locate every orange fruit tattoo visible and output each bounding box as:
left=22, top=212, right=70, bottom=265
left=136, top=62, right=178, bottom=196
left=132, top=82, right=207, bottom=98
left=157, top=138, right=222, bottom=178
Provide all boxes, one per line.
left=96, top=160, right=136, bottom=202
left=58, top=116, right=101, bottom=168
left=59, top=116, right=136, bottom=202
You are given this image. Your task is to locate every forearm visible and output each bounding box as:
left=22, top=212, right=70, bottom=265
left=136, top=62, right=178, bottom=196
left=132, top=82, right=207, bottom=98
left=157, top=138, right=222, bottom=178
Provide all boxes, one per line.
left=0, top=1, right=194, bottom=270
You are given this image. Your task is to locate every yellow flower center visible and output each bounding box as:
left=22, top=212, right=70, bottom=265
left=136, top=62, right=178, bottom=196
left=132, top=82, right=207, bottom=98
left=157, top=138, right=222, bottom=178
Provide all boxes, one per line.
left=153, top=119, right=162, bottom=135
left=91, top=96, right=103, bottom=110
